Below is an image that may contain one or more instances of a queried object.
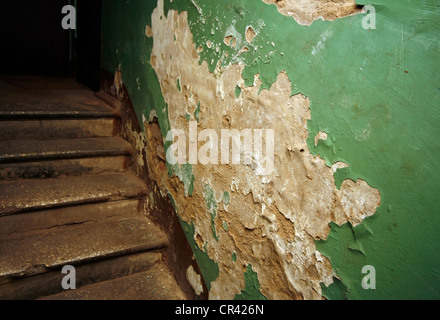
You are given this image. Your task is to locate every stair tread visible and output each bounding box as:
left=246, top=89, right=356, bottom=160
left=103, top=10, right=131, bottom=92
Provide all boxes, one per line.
left=0, top=199, right=142, bottom=236
left=0, top=136, right=132, bottom=163
left=0, top=156, right=130, bottom=181
left=40, top=262, right=187, bottom=300
left=0, top=77, right=185, bottom=300
left=0, top=101, right=119, bottom=119
left=0, top=216, right=169, bottom=279
left=0, top=251, right=163, bottom=300
left=0, top=172, right=147, bottom=216
left=0, top=118, right=119, bottom=141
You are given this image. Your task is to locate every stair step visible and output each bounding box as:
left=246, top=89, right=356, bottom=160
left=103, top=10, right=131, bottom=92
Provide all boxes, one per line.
left=0, top=216, right=169, bottom=280
left=0, top=101, right=119, bottom=119
left=0, top=199, right=143, bottom=236
left=0, top=251, right=163, bottom=300
left=0, top=77, right=184, bottom=300
left=0, top=118, right=120, bottom=141
left=0, top=172, right=147, bottom=216
left=0, top=155, right=130, bottom=181
left=0, top=136, right=132, bottom=163
left=40, top=262, right=187, bottom=300
left=0, top=75, right=90, bottom=91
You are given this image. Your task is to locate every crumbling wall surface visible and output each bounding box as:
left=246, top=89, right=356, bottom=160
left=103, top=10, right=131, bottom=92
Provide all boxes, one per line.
left=261, top=0, right=362, bottom=25
left=147, top=0, right=380, bottom=300
left=102, top=0, right=440, bottom=300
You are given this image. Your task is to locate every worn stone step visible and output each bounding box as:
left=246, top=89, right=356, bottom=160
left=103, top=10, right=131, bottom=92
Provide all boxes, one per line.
left=0, top=136, right=132, bottom=163
left=0, top=118, right=120, bottom=141
left=0, top=172, right=147, bottom=216
left=0, top=216, right=169, bottom=280
left=0, top=101, right=119, bottom=120
left=40, top=262, right=187, bottom=300
left=0, top=77, right=118, bottom=115
left=0, top=251, right=163, bottom=300
left=0, top=199, right=143, bottom=237
left=0, top=155, right=130, bottom=181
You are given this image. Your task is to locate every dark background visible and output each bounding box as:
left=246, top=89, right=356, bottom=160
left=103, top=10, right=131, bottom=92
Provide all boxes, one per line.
left=0, top=0, right=102, bottom=91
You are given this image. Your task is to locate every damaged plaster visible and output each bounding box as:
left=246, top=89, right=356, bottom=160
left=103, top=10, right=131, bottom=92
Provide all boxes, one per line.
left=261, top=0, right=362, bottom=25
left=147, top=0, right=380, bottom=300
left=102, top=0, right=440, bottom=300
left=186, top=264, right=204, bottom=296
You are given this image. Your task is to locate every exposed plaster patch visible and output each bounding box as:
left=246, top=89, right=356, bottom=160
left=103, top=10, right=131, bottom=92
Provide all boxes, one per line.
left=113, top=66, right=124, bottom=100
left=245, top=26, right=257, bottom=43
left=186, top=265, right=204, bottom=296
left=331, top=161, right=349, bottom=173
left=148, top=0, right=381, bottom=300
left=223, top=35, right=234, bottom=46
left=148, top=109, right=158, bottom=123
left=225, top=22, right=242, bottom=49
left=128, top=117, right=150, bottom=167
left=314, top=131, right=328, bottom=147
left=261, top=0, right=363, bottom=26
left=145, top=25, right=153, bottom=38
left=335, top=179, right=381, bottom=226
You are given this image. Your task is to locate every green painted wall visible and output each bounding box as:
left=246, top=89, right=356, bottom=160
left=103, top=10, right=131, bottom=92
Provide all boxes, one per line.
left=102, top=0, right=440, bottom=299
left=235, top=264, right=268, bottom=300
left=102, top=0, right=170, bottom=137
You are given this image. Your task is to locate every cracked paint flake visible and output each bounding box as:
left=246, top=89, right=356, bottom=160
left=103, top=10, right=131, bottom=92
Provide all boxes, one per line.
left=186, top=264, right=204, bottom=296
left=314, top=131, right=328, bottom=147
left=148, top=0, right=381, bottom=300
left=261, top=0, right=362, bottom=26
left=245, top=26, right=256, bottom=43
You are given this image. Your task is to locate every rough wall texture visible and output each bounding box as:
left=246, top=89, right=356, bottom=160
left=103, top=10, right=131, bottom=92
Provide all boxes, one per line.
left=98, top=72, right=209, bottom=299
left=262, top=0, right=362, bottom=25
left=147, top=0, right=380, bottom=299
left=102, top=0, right=440, bottom=299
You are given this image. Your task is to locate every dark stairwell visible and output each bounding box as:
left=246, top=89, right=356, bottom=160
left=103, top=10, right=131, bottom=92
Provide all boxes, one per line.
left=0, top=76, right=189, bottom=300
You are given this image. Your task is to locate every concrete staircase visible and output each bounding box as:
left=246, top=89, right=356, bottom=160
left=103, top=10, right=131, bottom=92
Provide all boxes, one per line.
left=0, top=76, right=186, bottom=300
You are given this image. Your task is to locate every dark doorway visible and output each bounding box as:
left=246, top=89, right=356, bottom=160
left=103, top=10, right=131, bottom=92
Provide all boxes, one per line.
left=1, top=0, right=102, bottom=91
left=76, top=0, right=102, bottom=91
left=1, top=1, right=71, bottom=76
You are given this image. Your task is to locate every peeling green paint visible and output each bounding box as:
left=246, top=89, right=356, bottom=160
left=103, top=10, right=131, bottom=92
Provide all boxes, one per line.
left=203, top=183, right=219, bottom=241
left=102, top=0, right=172, bottom=137
left=102, top=0, right=194, bottom=199
left=174, top=163, right=195, bottom=197
left=168, top=193, right=219, bottom=291
left=234, top=85, right=241, bottom=98
left=103, top=0, right=440, bottom=299
left=180, top=219, right=220, bottom=291
left=320, top=276, right=348, bottom=300
left=234, top=264, right=268, bottom=300
left=222, top=191, right=230, bottom=205
left=194, top=102, right=201, bottom=123
left=164, top=0, right=440, bottom=299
